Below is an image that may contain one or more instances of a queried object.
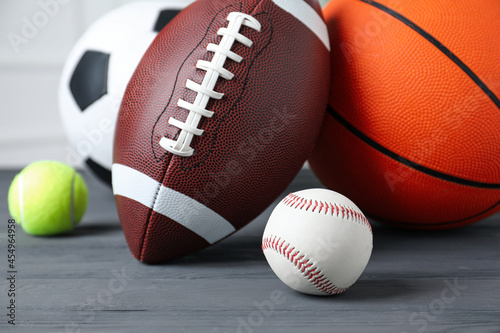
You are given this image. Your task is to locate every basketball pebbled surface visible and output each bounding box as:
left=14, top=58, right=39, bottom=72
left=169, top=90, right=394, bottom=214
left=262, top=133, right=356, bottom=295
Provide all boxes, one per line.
left=309, top=0, right=500, bottom=229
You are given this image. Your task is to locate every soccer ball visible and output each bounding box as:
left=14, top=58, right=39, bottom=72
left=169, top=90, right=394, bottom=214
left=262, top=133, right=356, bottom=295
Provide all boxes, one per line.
left=59, top=1, right=191, bottom=186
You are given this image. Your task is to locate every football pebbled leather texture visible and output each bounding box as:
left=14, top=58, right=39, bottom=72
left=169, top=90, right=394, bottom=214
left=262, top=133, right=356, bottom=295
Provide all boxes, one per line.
left=113, top=0, right=330, bottom=263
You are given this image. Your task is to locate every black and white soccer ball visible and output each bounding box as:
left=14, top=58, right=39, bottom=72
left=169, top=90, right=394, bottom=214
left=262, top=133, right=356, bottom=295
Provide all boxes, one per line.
left=59, top=1, right=191, bottom=186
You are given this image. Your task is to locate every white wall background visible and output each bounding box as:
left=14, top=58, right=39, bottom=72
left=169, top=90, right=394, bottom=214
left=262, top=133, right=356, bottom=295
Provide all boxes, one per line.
left=0, top=0, right=331, bottom=169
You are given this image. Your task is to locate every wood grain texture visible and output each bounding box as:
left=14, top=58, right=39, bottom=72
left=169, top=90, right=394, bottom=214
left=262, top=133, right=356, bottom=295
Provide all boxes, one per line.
left=0, top=169, right=499, bottom=333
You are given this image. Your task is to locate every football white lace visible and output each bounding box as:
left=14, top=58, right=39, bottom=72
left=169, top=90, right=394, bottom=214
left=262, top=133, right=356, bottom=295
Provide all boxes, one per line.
left=160, top=12, right=262, bottom=157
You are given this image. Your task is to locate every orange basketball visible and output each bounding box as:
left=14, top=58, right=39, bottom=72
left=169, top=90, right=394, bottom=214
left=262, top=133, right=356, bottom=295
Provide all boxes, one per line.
left=309, top=0, right=500, bottom=229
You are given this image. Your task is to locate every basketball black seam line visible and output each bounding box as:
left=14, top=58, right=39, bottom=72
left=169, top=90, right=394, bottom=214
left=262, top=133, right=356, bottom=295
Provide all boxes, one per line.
left=328, top=106, right=500, bottom=189
left=359, top=0, right=500, bottom=111
left=329, top=1, right=500, bottom=189
left=369, top=200, right=500, bottom=227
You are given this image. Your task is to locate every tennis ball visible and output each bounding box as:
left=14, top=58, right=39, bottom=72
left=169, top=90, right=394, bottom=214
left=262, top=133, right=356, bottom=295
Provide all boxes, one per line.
left=8, top=161, right=88, bottom=236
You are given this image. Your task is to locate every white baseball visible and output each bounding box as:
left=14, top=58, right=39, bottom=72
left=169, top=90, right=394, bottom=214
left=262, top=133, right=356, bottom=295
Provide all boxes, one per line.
left=262, top=188, right=373, bottom=296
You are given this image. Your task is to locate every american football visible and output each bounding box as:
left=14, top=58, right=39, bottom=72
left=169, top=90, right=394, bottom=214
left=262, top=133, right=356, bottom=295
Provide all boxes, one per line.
left=112, top=0, right=331, bottom=263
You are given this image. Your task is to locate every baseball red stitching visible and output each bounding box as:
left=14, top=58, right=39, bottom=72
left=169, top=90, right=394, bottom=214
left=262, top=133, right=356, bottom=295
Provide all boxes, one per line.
left=282, top=193, right=372, bottom=234
left=262, top=235, right=348, bottom=295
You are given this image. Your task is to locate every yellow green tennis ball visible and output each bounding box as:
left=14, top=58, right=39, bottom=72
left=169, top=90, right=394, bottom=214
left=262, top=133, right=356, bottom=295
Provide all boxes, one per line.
left=8, top=161, right=88, bottom=236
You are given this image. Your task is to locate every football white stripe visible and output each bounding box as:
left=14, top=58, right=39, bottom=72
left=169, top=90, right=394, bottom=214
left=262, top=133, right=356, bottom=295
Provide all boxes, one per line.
left=112, top=164, right=159, bottom=209
left=112, top=163, right=235, bottom=244
left=272, top=0, right=330, bottom=51
left=153, top=185, right=236, bottom=244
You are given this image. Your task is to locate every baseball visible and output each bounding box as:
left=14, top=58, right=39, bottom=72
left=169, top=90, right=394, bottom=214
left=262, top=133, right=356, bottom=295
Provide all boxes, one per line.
left=262, top=188, right=373, bottom=296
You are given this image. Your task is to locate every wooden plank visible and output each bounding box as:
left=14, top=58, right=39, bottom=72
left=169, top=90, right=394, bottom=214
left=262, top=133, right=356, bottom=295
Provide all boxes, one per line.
left=0, top=169, right=499, bottom=332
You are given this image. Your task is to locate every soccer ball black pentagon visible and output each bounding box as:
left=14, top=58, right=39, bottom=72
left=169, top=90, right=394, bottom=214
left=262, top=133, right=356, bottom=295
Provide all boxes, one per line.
left=59, top=1, right=190, bottom=186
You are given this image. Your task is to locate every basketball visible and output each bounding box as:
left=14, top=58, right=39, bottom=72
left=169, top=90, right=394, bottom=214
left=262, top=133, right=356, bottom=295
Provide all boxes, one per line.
left=309, top=0, right=500, bottom=229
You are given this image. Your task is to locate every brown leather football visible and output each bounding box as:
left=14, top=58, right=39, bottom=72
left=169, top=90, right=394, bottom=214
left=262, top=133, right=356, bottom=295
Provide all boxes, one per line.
left=112, top=0, right=330, bottom=263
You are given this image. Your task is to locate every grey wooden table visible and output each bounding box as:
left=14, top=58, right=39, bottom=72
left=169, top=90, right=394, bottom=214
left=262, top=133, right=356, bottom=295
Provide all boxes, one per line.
left=0, top=169, right=499, bottom=333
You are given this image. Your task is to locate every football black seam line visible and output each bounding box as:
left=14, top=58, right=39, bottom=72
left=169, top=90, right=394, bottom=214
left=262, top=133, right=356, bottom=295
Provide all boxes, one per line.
left=150, top=4, right=238, bottom=163
left=140, top=4, right=237, bottom=261
left=141, top=2, right=262, bottom=260
left=178, top=7, right=274, bottom=172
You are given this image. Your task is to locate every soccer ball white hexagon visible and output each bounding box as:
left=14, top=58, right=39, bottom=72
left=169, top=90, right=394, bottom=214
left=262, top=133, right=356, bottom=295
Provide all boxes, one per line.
left=59, top=1, right=192, bottom=185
